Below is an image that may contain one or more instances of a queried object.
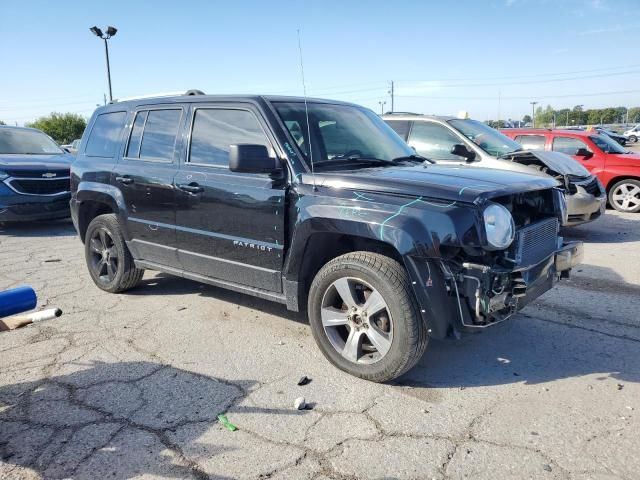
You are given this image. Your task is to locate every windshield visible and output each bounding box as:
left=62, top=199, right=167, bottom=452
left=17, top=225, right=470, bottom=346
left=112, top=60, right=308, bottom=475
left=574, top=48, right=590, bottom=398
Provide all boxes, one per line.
left=273, top=102, right=414, bottom=170
left=0, top=128, right=63, bottom=155
left=590, top=134, right=627, bottom=154
left=448, top=119, right=522, bottom=157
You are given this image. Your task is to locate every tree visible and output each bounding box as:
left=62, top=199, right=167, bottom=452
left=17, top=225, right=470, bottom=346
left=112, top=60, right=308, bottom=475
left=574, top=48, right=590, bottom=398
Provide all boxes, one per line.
left=0, top=120, right=6, bottom=125
left=522, top=115, right=532, bottom=124
left=25, top=113, right=86, bottom=145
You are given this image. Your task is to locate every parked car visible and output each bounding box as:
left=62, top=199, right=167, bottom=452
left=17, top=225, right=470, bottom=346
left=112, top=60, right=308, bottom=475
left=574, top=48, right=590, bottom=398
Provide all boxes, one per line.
left=71, top=92, right=582, bottom=382
left=623, top=124, right=640, bottom=143
left=61, top=139, right=81, bottom=155
left=593, top=127, right=626, bottom=146
left=0, top=126, right=73, bottom=222
left=502, top=128, right=640, bottom=213
left=382, top=114, right=605, bottom=226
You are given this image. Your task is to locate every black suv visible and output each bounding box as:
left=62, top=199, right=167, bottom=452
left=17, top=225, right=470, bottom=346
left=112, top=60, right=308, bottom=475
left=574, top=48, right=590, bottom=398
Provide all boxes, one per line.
left=71, top=92, right=582, bottom=382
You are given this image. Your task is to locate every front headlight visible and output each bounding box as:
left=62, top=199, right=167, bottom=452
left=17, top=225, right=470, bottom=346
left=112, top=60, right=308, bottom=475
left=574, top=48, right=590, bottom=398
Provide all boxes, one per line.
left=0, top=170, right=7, bottom=180
left=483, top=203, right=515, bottom=249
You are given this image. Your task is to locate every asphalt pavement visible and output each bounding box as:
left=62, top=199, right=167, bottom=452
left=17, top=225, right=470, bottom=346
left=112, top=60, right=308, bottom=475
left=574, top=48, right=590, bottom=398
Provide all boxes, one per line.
left=0, top=208, right=638, bottom=479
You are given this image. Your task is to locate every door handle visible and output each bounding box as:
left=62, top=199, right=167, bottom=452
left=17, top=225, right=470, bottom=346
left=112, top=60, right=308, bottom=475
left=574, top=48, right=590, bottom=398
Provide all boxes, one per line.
left=178, top=183, right=204, bottom=193
left=115, top=176, right=133, bottom=185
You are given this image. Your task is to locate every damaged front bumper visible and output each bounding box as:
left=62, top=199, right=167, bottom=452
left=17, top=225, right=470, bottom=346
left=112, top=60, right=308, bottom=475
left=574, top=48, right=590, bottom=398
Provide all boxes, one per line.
left=449, top=240, right=583, bottom=330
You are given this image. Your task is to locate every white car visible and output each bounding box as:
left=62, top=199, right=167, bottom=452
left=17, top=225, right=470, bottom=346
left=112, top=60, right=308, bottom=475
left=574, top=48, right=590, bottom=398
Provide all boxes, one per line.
left=623, top=124, right=640, bottom=143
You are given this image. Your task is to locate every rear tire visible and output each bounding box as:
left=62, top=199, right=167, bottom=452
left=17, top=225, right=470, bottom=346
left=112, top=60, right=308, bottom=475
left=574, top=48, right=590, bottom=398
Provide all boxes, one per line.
left=84, top=214, right=144, bottom=293
left=629, top=135, right=638, bottom=143
left=608, top=179, right=640, bottom=213
left=307, top=252, right=428, bottom=382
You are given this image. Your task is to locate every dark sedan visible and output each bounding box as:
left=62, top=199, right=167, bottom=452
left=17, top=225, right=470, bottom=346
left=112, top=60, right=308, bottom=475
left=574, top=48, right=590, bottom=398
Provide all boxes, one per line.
left=0, top=126, right=73, bottom=222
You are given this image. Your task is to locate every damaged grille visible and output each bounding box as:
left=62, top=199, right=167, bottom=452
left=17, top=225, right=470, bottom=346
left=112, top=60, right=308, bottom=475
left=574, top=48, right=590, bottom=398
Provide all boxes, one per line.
left=509, top=217, right=559, bottom=266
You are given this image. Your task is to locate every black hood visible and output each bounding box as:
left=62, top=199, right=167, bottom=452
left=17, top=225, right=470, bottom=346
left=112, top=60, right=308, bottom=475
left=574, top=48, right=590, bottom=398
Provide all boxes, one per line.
left=0, top=153, right=73, bottom=175
left=306, top=164, right=560, bottom=204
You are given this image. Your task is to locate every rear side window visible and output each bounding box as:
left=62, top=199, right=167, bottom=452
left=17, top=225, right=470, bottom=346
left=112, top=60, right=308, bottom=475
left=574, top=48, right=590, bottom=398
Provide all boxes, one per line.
left=85, top=111, right=126, bottom=157
left=385, top=120, right=411, bottom=140
left=514, top=135, right=546, bottom=150
left=189, top=108, right=271, bottom=167
left=126, top=108, right=182, bottom=162
left=552, top=136, right=589, bottom=155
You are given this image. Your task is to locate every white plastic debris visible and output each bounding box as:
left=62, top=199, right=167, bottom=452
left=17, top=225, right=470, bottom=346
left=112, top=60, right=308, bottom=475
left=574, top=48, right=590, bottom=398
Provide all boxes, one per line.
left=294, top=397, right=306, bottom=410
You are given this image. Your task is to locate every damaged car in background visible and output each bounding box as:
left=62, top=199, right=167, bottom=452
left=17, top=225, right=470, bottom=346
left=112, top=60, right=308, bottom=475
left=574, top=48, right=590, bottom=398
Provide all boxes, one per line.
left=383, top=114, right=606, bottom=226
left=71, top=93, right=583, bottom=382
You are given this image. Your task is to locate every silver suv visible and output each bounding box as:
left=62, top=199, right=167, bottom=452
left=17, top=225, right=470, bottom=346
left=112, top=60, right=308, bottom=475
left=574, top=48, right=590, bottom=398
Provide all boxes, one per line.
left=623, top=124, right=640, bottom=143
left=382, top=114, right=605, bottom=226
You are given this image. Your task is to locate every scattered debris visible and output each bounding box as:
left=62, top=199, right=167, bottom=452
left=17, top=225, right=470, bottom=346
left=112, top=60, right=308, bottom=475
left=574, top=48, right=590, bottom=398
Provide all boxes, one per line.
left=177, top=306, right=187, bottom=311
left=513, top=372, right=521, bottom=377
left=617, top=383, right=624, bottom=391
left=217, top=414, right=237, bottom=431
left=297, top=375, right=311, bottom=386
left=531, top=431, right=539, bottom=436
left=626, top=406, right=634, bottom=411
left=543, top=464, right=552, bottom=472
left=276, top=341, right=285, bottom=346
left=294, top=397, right=306, bottom=410
left=44, top=258, right=61, bottom=263
left=497, top=357, right=511, bottom=364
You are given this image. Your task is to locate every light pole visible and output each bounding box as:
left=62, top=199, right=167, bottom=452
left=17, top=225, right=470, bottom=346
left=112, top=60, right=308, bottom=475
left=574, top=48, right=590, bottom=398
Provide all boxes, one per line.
left=90, top=26, right=118, bottom=102
left=530, top=101, right=538, bottom=128
left=378, top=101, right=386, bottom=115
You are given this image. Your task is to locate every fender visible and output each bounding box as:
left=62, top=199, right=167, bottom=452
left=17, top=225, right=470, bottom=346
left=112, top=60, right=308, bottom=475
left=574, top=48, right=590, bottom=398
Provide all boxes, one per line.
left=73, top=181, right=131, bottom=239
left=283, top=185, right=482, bottom=338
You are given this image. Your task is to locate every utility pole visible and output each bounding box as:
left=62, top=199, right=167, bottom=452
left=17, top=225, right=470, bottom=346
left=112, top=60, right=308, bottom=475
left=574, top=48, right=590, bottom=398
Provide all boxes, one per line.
left=530, top=101, right=538, bottom=128
left=497, top=90, right=501, bottom=125
left=388, top=81, right=394, bottom=113
left=378, top=101, right=386, bottom=115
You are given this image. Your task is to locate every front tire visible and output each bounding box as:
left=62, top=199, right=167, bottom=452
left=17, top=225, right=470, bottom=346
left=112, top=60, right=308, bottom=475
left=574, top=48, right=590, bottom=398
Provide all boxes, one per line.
left=84, top=214, right=144, bottom=293
left=608, top=179, right=640, bottom=213
left=629, top=135, right=637, bottom=143
left=307, top=252, right=428, bottom=382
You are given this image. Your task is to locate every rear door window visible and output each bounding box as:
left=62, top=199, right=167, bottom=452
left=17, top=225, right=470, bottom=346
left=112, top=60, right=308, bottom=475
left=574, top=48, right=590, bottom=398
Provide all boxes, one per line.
left=552, top=136, right=590, bottom=155
left=408, top=122, right=463, bottom=160
left=385, top=120, right=411, bottom=140
left=125, top=108, right=182, bottom=162
left=514, top=135, right=546, bottom=150
left=85, top=111, right=126, bottom=157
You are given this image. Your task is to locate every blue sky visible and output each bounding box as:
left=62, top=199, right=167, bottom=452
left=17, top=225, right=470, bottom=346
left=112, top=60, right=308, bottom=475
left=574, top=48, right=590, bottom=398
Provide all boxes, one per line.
left=1, top=0, right=639, bottom=125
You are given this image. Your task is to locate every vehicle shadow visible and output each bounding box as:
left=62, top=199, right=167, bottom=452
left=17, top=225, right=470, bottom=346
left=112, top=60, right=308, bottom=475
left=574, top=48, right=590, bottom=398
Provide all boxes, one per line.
left=562, top=211, right=640, bottom=243
left=0, top=361, right=303, bottom=479
left=133, top=273, right=307, bottom=324
left=0, top=218, right=76, bottom=238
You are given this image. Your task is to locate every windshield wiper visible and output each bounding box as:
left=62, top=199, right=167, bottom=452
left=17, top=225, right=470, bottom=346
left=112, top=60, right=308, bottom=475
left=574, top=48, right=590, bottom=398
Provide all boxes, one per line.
left=498, top=148, right=524, bottom=158
left=391, top=154, right=434, bottom=164
left=312, top=157, right=395, bottom=167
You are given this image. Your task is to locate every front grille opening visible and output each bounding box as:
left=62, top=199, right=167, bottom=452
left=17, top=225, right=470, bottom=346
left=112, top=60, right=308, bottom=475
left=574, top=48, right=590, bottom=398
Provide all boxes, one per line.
left=9, top=178, right=70, bottom=195
left=508, top=217, right=559, bottom=266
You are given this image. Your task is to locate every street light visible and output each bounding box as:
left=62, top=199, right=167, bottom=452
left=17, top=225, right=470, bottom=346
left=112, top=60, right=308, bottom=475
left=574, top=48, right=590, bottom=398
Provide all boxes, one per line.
left=530, top=101, right=538, bottom=128
left=378, top=101, right=386, bottom=115
left=90, top=25, right=118, bottom=102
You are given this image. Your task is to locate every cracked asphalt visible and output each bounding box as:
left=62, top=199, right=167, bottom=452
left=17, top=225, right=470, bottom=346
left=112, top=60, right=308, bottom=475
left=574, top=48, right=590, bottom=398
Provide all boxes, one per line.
left=0, top=209, right=639, bottom=480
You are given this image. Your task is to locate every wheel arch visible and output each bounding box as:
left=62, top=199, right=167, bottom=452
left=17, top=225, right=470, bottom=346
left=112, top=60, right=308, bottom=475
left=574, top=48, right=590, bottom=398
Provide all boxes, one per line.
left=605, top=175, right=640, bottom=192
left=75, top=185, right=127, bottom=242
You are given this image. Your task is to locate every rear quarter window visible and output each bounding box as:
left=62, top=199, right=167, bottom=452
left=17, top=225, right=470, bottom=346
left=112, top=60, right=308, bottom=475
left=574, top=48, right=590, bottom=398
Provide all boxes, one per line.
left=514, top=134, right=546, bottom=150
left=85, top=111, right=127, bottom=158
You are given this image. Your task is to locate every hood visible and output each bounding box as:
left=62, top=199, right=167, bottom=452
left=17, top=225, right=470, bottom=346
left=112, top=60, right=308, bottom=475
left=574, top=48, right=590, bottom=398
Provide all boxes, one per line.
left=308, top=164, right=560, bottom=204
left=509, top=150, right=591, bottom=177
left=0, top=153, right=73, bottom=174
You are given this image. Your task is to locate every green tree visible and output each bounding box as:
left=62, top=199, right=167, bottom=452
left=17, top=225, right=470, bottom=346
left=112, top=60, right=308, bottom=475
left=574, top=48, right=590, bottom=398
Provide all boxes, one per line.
left=0, top=120, right=6, bottom=125
left=522, top=114, right=532, bottom=124
left=628, top=107, right=640, bottom=123
left=25, top=112, right=86, bottom=145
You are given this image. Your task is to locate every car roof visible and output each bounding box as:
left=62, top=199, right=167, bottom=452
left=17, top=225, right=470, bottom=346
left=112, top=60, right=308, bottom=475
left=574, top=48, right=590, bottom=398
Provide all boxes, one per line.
left=97, top=93, right=360, bottom=111
left=0, top=125, right=44, bottom=133
left=381, top=113, right=456, bottom=122
left=504, top=128, right=595, bottom=137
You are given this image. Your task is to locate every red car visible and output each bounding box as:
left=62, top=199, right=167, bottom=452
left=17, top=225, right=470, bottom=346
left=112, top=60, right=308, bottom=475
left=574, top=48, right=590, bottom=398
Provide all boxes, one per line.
left=501, top=128, right=640, bottom=213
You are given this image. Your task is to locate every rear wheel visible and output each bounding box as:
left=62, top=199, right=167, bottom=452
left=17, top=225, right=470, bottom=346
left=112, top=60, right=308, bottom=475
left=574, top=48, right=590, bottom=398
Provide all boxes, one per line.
left=308, top=252, right=428, bottom=382
left=608, top=179, right=640, bottom=213
left=629, top=135, right=637, bottom=143
left=84, top=214, right=144, bottom=292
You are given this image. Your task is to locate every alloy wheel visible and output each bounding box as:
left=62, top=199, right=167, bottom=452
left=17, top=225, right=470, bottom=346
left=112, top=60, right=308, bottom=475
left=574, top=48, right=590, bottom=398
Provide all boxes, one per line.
left=88, top=227, right=119, bottom=283
left=611, top=182, right=640, bottom=212
left=320, top=277, right=393, bottom=364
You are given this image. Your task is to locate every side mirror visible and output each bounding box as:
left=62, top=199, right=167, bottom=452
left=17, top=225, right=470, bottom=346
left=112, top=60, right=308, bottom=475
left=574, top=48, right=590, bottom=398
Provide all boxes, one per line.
left=450, top=143, right=476, bottom=162
left=229, top=144, right=281, bottom=174
left=575, top=148, right=593, bottom=159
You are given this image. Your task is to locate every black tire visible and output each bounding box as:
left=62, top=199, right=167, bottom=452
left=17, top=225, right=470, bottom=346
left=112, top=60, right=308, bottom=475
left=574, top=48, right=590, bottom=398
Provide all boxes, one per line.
left=608, top=179, right=640, bottom=213
left=307, top=251, right=428, bottom=382
left=630, top=135, right=637, bottom=143
left=84, top=214, right=144, bottom=293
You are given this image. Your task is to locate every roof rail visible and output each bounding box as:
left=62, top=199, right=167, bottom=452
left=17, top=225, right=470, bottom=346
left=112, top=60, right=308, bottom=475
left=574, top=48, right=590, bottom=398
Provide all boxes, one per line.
left=384, top=111, right=420, bottom=115
left=110, top=89, right=205, bottom=103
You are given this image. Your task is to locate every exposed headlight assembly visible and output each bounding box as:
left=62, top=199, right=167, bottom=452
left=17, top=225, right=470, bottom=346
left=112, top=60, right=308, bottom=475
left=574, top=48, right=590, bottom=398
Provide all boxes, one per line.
left=483, top=203, right=515, bottom=249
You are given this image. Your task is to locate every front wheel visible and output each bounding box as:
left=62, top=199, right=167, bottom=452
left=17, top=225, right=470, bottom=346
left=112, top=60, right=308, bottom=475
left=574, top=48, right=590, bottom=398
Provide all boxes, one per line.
left=84, top=214, right=144, bottom=293
left=608, top=179, right=640, bottom=213
left=307, top=252, right=428, bottom=382
left=629, top=135, right=637, bottom=143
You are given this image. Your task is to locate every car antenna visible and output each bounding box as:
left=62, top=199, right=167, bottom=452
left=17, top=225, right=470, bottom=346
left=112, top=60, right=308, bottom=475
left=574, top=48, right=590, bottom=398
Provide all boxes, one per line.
left=297, top=29, right=317, bottom=192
